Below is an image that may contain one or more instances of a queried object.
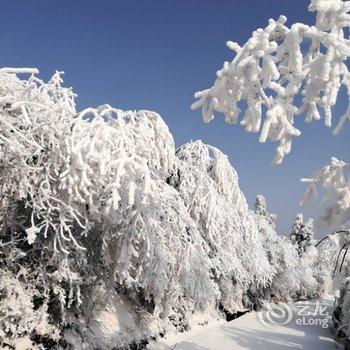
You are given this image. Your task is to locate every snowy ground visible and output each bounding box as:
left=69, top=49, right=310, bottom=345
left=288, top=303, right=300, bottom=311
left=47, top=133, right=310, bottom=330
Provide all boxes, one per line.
left=148, top=300, right=344, bottom=350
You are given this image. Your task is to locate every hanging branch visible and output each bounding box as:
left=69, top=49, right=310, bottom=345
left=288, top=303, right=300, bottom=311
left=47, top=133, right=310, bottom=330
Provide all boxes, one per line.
left=333, top=243, right=347, bottom=277
left=339, top=247, right=349, bottom=273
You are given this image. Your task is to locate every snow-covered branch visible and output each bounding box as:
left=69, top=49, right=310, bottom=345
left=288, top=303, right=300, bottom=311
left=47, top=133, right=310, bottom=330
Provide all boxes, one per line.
left=192, top=0, right=350, bottom=164
left=301, top=157, right=350, bottom=230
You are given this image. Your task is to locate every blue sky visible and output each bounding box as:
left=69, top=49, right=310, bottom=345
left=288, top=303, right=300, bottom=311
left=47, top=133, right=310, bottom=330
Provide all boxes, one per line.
left=2, top=0, right=348, bottom=235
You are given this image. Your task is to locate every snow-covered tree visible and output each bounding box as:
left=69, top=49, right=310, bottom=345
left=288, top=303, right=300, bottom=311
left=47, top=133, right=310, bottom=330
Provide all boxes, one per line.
left=170, top=141, right=275, bottom=312
left=282, top=214, right=319, bottom=298
left=268, top=236, right=302, bottom=302
left=290, top=213, right=315, bottom=256
left=314, top=233, right=340, bottom=295
left=255, top=195, right=277, bottom=229
left=0, top=69, right=217, bottom=347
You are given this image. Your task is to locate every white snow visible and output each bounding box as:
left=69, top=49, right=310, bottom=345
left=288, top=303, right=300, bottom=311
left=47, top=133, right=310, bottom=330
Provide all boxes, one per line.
left=2, top=69, right=333, bottom=348
left=148, top=300, right=343, bottom=350
left=192, top=0, right=350, bottom=165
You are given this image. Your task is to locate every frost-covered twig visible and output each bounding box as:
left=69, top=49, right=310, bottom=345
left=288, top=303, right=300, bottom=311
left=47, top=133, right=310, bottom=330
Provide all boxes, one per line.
left=192, top=0, right=350, bottom=164
left=301, top=157, right=350, bottom=230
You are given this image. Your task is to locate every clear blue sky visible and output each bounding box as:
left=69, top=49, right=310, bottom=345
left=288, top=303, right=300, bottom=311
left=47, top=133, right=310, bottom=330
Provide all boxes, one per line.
left=2, top=0, right=348, bottom=235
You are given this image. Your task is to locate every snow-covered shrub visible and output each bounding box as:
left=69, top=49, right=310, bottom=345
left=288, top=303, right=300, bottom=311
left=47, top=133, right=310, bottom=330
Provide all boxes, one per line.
left=102, top=178, right=219, bottom=318
left=250, top=197, right=286, bottom=304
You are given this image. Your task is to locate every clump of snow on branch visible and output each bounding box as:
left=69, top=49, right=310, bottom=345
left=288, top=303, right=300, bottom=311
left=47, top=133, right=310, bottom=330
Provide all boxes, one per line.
left=192, top=0, right=350, bottom=164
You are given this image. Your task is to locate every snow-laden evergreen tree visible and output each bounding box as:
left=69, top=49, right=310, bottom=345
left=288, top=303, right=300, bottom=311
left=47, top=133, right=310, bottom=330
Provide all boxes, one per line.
left=255, top=195, right=277, bottom=229
left=290, top=213, right=315, bottom=256
left=284, top=214, right=319, bottom=299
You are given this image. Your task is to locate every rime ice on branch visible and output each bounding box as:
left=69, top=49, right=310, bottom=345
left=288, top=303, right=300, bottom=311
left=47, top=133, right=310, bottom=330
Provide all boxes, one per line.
left=301, top=157, right=350, bottom=230
left=192, top=0, right=350, bottom=165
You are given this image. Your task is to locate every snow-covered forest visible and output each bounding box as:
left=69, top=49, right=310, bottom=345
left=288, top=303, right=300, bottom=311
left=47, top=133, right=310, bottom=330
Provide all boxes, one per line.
left=1, top=0, right=350, bottom=349
left=0, top=69, right=344, bottom=349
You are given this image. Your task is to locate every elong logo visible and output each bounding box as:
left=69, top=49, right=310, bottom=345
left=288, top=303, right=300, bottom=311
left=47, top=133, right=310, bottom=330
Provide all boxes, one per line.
left=257, top=301, right=331, bottom=329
